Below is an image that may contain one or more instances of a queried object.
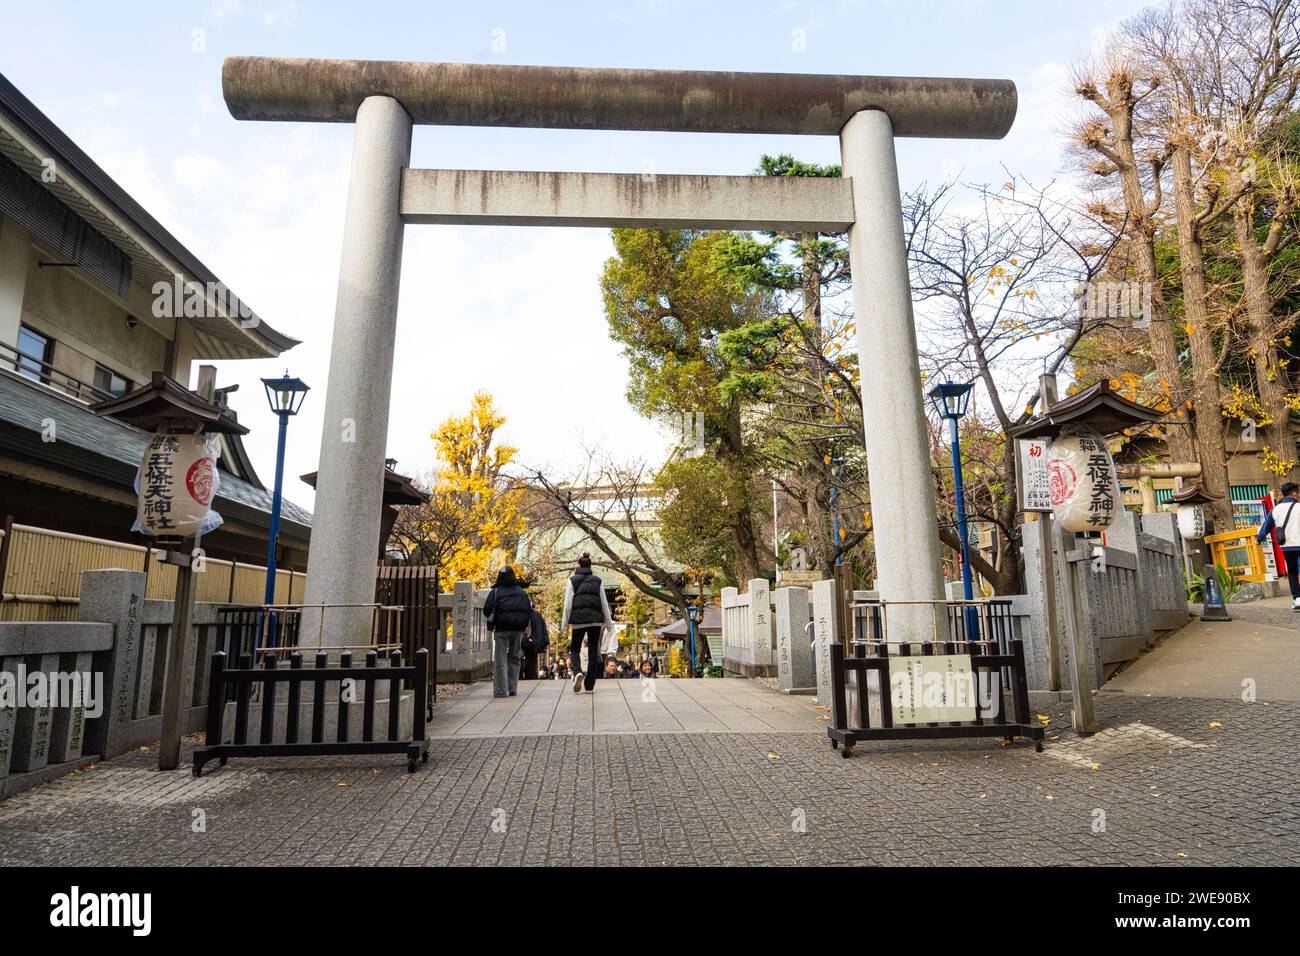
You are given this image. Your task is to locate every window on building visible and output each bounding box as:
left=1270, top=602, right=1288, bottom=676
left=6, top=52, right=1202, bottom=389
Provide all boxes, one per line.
left=15, top=324, right=53, bottom=383
left=92, top=362, right=133, bottom=398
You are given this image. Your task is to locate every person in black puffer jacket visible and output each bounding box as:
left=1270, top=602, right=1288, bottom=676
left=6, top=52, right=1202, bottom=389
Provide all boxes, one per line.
left=561, top=553, right=612, bottom=693
left=484, top=566, right=532, bottom=698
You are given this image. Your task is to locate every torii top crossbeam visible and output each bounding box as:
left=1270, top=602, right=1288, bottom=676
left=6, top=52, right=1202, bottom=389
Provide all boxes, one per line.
left=222, top=57, right=1016, bottom=139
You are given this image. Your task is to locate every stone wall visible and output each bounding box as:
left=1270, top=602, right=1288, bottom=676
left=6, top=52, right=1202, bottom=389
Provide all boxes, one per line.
left=1020, top=511, right=1192, bottom=692
left=437, top=580, right=492, bottom=682
left=1, top=568, right=227, bottom=798
left=720, top=578, right=776, bottom=677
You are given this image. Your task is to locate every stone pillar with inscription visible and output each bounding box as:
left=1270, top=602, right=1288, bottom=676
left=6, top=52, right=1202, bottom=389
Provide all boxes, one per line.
left=810, top=579, right=837, bottom=707
left=746, top=578, right=773, bottom=671
left=774, top=587, right=814, bottom=694
left=451, top=580, right=475, bottom=675
left=77, top=569, right=146, bottom=761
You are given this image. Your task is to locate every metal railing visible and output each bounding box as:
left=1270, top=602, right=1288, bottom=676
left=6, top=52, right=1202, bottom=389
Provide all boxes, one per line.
left=848, top=598, right=1014, bottom=648
left=848, top=598, right=1016, bottom=689
left=0, top=339, right=118, bottom=404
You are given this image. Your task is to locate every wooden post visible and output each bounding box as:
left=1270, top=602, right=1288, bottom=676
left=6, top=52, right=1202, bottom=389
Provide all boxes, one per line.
left=159, top=535, right=200, bottom=770
left=0, top=514, right=13, bottom=597
left=1037, top=516, right=1062, bottom=692
left=1058, top=525, right=1097, bottom=735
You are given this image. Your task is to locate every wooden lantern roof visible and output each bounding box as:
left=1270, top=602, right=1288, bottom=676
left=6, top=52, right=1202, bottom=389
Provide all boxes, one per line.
left=1009, top=379, right=1164, bottom=440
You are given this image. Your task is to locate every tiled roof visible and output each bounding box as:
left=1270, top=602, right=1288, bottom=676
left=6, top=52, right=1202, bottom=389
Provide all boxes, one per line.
left=0, top=371, right=312, bottom=532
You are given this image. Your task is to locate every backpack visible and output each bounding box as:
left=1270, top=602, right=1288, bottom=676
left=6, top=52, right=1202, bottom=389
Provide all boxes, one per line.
left=1278, top=500, right=1298, bottom=546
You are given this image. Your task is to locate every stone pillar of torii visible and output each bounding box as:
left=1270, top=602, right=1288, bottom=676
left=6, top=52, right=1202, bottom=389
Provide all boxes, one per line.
left=221, top=58, right=1017, bottom=646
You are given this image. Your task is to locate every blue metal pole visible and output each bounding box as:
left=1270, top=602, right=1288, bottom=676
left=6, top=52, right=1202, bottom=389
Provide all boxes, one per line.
left=687, top=612, right=697, bottom=676
left=949, top=415, right=978, bottom=640
left=949, top=416, right=974, bottom=602
left=262, top=411, right=289, bottom=646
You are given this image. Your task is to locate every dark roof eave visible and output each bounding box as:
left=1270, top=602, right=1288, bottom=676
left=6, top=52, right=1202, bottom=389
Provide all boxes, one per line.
left=0, top=71, right=299, bottom=357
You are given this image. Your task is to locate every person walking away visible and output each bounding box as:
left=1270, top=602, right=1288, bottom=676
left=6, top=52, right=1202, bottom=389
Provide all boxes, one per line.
left=484, top=566, right=532, bottom=697
left=1258, top=482, right=1300, bottom=609
left=522, top=606, right=549, bottom=681
left=561, top=553, right=612, bottom=693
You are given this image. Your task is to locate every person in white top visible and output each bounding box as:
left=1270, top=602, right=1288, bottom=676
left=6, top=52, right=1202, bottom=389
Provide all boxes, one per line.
left=560, top=553, right=613, bottom=692
left=1258, top=482, right=1300, bottom=609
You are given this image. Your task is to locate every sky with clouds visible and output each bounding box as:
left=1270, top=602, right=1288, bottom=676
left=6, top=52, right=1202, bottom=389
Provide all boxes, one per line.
left=1, top=0, right=1153, bottom=512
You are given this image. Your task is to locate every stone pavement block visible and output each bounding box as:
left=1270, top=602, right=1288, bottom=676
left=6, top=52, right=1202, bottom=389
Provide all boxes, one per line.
left=619, top=682, right=683, bottom=733
left=592, top=685, right=637, bottom=733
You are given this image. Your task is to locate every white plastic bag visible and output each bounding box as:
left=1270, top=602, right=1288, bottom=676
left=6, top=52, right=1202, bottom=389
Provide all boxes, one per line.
left=133, top=432, right=223, bottom=537
left=1047, top=429, right=1120, bottom=532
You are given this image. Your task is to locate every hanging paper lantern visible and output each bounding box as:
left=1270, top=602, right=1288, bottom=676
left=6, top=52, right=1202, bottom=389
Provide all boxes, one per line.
left=1177, top=505, right=1205, bottom=541
left=135, top=432, right=221, bottom=538
left=1047, top=431, right=1120, bottom=532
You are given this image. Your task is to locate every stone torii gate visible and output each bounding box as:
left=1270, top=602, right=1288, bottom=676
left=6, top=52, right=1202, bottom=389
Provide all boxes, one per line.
left=221, top=57, right=1017, bottom=645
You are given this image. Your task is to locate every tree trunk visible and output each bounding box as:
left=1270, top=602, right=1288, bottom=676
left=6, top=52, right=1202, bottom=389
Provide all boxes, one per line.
left=722, top=406, right=762, bottom=582
left=1172, top=145, right=1234, bottom=529
left=799, top=236, right=839, bottom=573
left=1232, top=178, right=1296, bottom=484
left=1105, top=90, right=1199, bottom=467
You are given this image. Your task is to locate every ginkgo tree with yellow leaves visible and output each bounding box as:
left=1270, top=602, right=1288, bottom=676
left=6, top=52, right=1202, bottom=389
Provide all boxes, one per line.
left=429, top=390, right=527, bottom=585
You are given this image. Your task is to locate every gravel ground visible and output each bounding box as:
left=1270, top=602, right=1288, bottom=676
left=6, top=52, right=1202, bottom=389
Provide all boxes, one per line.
left=432, top=681, right=471, bottom=702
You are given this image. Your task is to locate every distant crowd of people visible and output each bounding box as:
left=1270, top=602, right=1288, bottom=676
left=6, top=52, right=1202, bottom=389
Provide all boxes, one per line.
left=533, top=656, right=658, bottom=681
left=482, top=552, right=659, bottom=698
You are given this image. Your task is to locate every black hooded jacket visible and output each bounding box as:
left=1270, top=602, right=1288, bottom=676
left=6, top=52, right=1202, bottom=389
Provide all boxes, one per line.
left=484, top=567, right=532, bottom=632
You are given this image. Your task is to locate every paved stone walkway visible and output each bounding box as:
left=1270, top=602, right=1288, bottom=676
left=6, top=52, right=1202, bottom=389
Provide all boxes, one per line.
left=428, top=677, right=825, bottom=737
left=1104, top=618, right=1300, bottom=701
left=0, top=688, right=1295, bottom=866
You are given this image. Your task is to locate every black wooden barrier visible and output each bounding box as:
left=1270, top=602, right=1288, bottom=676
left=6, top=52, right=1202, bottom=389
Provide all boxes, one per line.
left=827, top=638, right=1044, bottom=757
left=193, top=647, right=430, bottom=776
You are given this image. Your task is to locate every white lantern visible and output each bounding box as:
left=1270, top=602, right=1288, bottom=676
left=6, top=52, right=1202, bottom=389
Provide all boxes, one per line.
left=1177, top=505, right=1205, bottom=541
left=1047, top=431, right=1120, bottom=533
left=136, top=433, right=221, bottom=538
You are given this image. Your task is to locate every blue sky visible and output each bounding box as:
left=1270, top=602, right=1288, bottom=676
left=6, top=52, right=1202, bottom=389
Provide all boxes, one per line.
left=1, top=0, right=1152, bottom=510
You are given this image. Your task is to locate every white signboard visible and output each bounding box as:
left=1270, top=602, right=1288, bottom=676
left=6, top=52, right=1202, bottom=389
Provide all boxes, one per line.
left=888, top=655, right=979, bottom=725
left=1017, top=438, right=1052, bottom=513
